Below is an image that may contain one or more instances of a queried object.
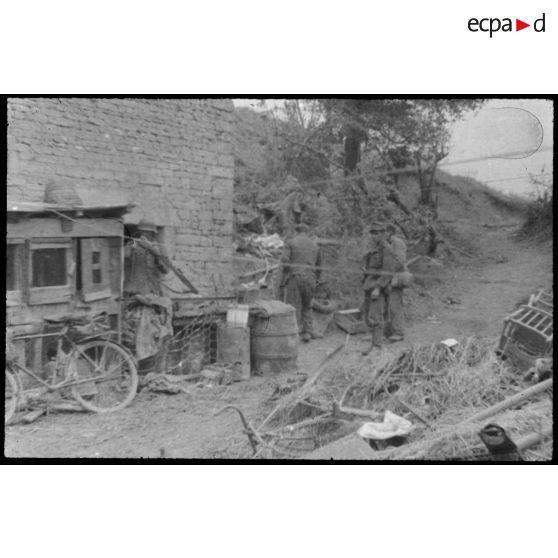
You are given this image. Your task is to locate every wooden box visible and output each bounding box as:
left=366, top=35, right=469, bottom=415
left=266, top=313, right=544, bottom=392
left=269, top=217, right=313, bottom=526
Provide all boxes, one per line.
left=334, top=309, right=368, bottom=335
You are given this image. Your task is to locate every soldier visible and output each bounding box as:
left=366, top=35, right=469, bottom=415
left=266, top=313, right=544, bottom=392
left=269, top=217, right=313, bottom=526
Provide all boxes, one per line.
left=280, top=223, right=322, bottom=342
left=124, top=220, right=170, bottom=297
left=123, top=220, right=172, bottom=371
left=361, top=222, right=406, bottom=355
left=384, top=224, right=407, bottom=342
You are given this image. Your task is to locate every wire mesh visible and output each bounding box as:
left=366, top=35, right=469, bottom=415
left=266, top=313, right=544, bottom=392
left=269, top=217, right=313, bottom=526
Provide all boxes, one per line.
left=136, top=304, right=227, bottom=376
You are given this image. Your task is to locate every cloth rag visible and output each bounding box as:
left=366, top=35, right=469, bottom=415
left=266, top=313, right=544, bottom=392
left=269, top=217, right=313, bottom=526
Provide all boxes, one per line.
left=357, top=410, right=414, bottom=440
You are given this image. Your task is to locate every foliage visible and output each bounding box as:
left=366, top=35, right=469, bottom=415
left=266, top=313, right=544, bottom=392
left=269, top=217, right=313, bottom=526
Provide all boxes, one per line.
left=520, top=174, right=553, bottom=240
left=233, top=99, right=485, bottom=240
left=317, top=99, right=484, bottom=206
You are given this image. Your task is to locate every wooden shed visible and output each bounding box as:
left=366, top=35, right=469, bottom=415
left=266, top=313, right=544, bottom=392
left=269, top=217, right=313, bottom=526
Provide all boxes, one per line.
left=6, top=195, right=132, bottom=369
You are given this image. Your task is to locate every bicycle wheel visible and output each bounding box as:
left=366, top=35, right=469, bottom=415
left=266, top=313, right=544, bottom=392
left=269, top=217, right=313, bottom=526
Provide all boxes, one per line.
left=67, top=339, right=138, bottom=413
left=5, top=368, right=19, bottom=425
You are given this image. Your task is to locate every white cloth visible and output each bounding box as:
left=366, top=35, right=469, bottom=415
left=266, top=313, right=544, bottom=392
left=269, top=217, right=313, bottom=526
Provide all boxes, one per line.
left=357, top=410, right=414, bottom=440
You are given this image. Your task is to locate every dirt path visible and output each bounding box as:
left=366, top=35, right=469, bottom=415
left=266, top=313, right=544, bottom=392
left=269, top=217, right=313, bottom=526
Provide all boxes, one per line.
left=5, top=226, right=552, bottom=459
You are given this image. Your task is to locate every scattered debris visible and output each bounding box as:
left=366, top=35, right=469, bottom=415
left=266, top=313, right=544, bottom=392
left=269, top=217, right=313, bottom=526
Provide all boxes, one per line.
left=311, top=298, right=340, bottom=314
left=523, top=357, right=553, bottom=384
left=358, top=410, right=414, bottom=443
left=252, top=233, right=284, bottom=251
left=140, top=372, right=197, bottom=394
left=442, top=297, right=462, bottom=305
left=199, top=363, right=245, bottom=386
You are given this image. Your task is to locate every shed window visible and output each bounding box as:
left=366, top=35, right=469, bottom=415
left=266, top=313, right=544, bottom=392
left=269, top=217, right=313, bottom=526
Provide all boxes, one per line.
left=28, top=239, right=74, bottom=305
left=80, top=239, right=111, bottom=302
left=32, top=248, right=67, bottom=287
left=91, top=251, right=102, bottom=283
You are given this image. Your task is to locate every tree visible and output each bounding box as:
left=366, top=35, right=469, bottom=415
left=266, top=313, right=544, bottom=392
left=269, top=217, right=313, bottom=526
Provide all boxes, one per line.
left=318, top=98, right=483, bottom=207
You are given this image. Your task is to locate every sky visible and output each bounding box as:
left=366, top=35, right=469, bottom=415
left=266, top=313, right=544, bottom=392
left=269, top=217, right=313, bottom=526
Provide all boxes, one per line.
left=233, top=98, right=553, bottom=197
left=444, top=98, right=553, bottom=197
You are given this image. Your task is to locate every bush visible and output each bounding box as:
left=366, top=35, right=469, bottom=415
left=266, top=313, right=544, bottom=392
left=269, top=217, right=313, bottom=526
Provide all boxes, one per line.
left=520, top=187, right=553, bottom=240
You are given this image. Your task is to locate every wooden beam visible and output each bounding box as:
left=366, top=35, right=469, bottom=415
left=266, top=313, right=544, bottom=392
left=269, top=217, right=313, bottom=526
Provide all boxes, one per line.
left=7, top=217, right=123, bottom=239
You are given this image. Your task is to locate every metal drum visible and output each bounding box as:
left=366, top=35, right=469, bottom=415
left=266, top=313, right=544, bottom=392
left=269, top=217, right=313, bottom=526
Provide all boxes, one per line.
left=250, top=300, right=298, bottom=376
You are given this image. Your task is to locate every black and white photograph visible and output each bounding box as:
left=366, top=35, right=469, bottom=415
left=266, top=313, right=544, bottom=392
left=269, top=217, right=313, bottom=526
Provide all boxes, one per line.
left=4, top=97, right=553, bottom=461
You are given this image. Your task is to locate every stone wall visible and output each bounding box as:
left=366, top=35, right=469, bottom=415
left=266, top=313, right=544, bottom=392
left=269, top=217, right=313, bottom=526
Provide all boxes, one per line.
left=7, top=98, right=235, bottom=295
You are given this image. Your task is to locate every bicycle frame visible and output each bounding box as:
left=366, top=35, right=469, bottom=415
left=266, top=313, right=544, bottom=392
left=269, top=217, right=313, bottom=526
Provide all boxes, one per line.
left=9, top=325, right=123, bottom=393
left=7, top=360, right=109, bottom=393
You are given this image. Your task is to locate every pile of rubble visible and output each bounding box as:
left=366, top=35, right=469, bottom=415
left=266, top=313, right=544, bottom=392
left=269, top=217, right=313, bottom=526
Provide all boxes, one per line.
left=226, top=336, right=552, bottom=461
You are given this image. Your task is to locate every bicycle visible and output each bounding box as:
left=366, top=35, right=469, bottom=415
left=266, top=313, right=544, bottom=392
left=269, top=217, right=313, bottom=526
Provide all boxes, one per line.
left=5, top=312, right=138, bottom=425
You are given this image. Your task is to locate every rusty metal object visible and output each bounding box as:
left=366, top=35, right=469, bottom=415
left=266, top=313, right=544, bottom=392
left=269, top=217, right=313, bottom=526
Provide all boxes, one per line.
left=479, top=424, right=522, bottom=461
left=214, top=405, right=263, bottom=455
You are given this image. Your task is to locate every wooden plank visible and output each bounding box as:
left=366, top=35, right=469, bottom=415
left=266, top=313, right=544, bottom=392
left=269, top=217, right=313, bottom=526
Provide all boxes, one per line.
left=83, top=288, right=112, bottom=302
left=464, top=379, right=553, bottom=424
left=6, top=291, right=23, bottom=307
left=7, top=241, right=26, bottom=295
left=30, top=239, right=74, bottom=247
left=28, top=286, right=73, bottom=305
left=7, top=322, right=43, bottom=336
left=7, top=218, right=123, bottom=239
left=106, top=237, right=123, bottom=296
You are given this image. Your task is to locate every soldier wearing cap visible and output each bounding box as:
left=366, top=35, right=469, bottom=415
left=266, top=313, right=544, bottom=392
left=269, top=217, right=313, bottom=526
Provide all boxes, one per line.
left=361, top=222, right=406, bottom=355
left=124, top=219, right=170, bottom=297
left=280, top=222, right=323, bottom=342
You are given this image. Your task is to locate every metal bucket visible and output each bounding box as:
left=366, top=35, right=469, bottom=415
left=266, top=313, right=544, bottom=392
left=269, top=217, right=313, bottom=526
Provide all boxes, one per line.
left=250, top=300, right=298, bottom=376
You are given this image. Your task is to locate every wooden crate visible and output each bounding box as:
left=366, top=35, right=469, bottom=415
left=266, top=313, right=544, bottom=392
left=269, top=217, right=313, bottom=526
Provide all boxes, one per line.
left=497, top=304, right=553, bottom=371
left=333, top=309, right=368, bottom=335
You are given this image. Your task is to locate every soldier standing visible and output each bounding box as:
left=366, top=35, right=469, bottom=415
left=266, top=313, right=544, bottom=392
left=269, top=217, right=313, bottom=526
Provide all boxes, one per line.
left=123, top=220, right=173, bottom=370
left=280, top=223, right=322, bottom=342
left=361, top=222, right=406, bottom=355
left=384, top=224, right=407, bottom=342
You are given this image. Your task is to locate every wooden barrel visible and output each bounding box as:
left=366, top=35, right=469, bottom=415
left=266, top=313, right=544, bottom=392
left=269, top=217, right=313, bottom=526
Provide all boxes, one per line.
left=251, top=300, right=298, bottom=376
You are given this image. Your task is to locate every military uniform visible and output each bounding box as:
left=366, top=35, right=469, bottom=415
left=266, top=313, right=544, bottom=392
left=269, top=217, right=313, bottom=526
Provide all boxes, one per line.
left=385, top=235, right=407, bottom=339
left=123, top=224, right=172, bottom=372
left=124, top=238, right=169, bottom=297
left=280, top=231, right=322, bottom=339
left=362, top=227, right=406, bottom=350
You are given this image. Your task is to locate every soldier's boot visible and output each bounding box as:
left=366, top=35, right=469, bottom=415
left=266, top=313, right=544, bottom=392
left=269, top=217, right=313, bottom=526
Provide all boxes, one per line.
left=362, top=328, right=382, bottom=355
left=361, top=341, right=382, bottom=356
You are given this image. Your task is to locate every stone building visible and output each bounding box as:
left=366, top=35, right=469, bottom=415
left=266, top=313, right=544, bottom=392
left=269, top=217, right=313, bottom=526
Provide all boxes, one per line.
left=7, top=98, right=235, bottom=297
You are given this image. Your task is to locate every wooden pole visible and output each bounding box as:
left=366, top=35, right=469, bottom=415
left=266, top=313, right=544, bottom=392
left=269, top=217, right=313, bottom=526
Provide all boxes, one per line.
left=516, top=425, right=553, bottom=452
left=464, top=379, right=553, bottom=424
left=258, top=338, right=348, bottom=432
left=238, top=264, right=280, bottom=281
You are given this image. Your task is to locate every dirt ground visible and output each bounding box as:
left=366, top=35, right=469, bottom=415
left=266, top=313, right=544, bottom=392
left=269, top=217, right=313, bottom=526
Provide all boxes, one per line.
left=5, top=222, right=552, bottom=459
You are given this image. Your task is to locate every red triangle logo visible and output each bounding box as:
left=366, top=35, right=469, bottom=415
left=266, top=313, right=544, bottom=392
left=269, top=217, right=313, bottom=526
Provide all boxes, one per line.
left=516, top=19, right=530, bottom=31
